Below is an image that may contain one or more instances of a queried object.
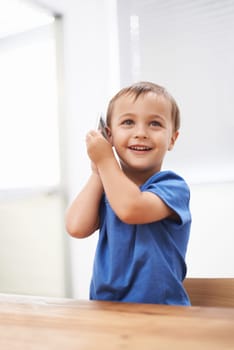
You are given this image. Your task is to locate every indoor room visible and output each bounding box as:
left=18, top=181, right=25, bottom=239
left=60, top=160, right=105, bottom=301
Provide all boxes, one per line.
left=0, top=0, right=233, bottom=348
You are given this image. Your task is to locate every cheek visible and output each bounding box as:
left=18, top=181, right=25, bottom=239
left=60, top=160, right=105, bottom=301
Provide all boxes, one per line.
left=155, top=133, right=172, bottom=152
left=111, top=130, right=127, bottom=145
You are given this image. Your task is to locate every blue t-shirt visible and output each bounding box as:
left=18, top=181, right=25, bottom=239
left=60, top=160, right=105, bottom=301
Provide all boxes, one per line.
left=90, top=170, right=191, bottom=305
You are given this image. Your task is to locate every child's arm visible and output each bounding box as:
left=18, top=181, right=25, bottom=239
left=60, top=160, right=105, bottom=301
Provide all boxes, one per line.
left=86, top=131, right=175, bottom=225
left=65, top=166, right=103, bottom=238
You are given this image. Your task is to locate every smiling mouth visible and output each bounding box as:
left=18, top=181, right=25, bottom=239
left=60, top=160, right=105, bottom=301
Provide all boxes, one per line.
left=129, top=145, right=152, bottom=151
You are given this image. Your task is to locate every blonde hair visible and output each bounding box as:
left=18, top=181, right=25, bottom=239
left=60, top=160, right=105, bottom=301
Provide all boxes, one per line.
left=106, top=81, right=180, bottom=131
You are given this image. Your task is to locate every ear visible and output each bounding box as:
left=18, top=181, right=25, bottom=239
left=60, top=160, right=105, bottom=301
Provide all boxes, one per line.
left=168, top=130, right=179, bottom=151
left=106, top=127, right=113, bottom=145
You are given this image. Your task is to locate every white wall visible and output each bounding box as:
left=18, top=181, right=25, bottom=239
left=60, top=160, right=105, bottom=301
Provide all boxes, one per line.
left=0, top=194, right=66, bottom=296
left=37, top=0, right=234, bottom=299
left=188, top=182, right=234, bottom=277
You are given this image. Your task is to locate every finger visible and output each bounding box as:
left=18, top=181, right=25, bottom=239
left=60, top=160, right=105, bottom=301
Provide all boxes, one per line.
left=89, top=130, right=99, bottom=136
left=86, top=130, right=94, bottom=140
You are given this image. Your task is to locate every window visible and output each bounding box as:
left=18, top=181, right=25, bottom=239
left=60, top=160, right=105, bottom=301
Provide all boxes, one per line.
left=0, top=1, right=59, bottom=191
left=0, top=0, right=68, bottom=297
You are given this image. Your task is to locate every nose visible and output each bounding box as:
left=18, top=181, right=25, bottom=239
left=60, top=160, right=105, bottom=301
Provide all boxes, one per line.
left=134, top=123, right=148, bottom=139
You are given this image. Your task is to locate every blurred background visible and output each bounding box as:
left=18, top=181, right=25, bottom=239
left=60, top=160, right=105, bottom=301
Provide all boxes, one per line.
left=0, top=0, right=233, bottom=299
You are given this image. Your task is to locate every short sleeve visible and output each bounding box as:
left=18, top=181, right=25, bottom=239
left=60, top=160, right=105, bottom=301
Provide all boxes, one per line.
left=140, top=171, right=191, bottom=226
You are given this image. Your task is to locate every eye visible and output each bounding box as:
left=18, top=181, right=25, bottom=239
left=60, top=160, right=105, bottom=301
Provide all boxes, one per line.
left=150, top=120, right=162, bottom=127
left=122, top=119, right=134, bottom=126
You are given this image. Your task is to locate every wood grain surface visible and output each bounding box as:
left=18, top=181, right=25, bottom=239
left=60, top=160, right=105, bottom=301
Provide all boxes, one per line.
left=0, top=294, right=234, bottom=349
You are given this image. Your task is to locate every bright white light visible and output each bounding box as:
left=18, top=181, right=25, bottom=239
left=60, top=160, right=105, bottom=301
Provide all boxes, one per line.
left=130, top=15, right=139, bottom=33
left=0, top=32, right=60, bottom=189
left=0, top=0, right=54, bottom=39
left=0, top=1, right=59, bottom=189
left=130, top=15, right=140, bottom=81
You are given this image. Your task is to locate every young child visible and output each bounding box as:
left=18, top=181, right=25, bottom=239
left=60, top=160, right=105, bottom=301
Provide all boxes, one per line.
left=66, top=81, right=191, bottom=305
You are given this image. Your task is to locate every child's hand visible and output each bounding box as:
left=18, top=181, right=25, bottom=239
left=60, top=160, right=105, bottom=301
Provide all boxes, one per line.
left=86, top=130, right=113, bottom=165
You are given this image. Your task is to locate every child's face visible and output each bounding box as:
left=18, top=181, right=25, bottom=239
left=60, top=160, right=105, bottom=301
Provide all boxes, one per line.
left=108, top=92, right=179, bottom=182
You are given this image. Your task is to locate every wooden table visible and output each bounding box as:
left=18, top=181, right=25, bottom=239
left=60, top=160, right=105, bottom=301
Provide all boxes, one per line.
left=0, top=293, right=234, bottom=349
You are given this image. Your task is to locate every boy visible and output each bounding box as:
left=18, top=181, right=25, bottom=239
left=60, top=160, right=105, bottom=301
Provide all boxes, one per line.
left=66, top=81, right=191, bottom=305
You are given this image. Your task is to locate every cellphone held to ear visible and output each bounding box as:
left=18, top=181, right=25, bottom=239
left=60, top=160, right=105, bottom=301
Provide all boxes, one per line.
left=96, top=115, right=108, bottom=139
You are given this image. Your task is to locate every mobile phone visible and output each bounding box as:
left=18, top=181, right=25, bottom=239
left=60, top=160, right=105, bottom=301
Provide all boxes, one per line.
left=96, top=114, right=108, bottom=139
